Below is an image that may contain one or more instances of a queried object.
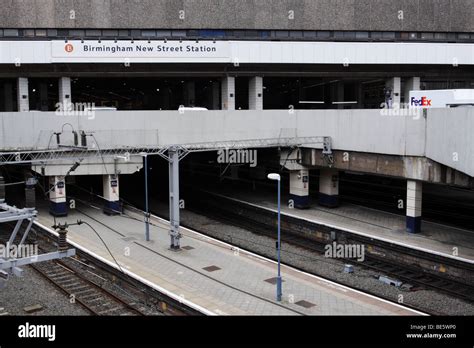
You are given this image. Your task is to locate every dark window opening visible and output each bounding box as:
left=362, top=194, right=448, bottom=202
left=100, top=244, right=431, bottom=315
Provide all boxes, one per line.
left=28, top=78, right=59, bottom=111
left=0, top=79, right=18, bottom=112
left=235, top=77, right=249, bottom=110
left=71, top=77, right=221, bottom=110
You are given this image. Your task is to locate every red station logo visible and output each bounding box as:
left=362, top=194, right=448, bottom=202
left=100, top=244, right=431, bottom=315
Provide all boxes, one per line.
left=64, top=43, right=74, bottom=53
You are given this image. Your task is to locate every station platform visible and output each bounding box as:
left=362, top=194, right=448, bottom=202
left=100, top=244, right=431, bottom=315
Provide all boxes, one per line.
left=202, top=187, right=474, bottom=263
left=33, top=201, right=420, bottom=316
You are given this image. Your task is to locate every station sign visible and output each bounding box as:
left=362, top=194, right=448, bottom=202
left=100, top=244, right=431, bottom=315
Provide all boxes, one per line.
left=52, top=40, right=231, bottom=62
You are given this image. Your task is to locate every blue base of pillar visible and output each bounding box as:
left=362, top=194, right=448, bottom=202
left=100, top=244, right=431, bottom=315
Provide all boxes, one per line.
left=406, top=216, right=422, bottom=233
left=289, top=194, right=310, bottom=209
left=104, top=200, right=121, bottom=215
left=318, top=193, right=339, bottom=208
left=49, top=201, right=67, bottom=217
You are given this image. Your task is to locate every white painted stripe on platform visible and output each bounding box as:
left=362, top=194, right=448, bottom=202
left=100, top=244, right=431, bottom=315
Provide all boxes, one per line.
left=208, top=192, right=474, bottom=265
left=33, top=221, right=217, bottom=316
left=136, top=208, right=427, bottom=316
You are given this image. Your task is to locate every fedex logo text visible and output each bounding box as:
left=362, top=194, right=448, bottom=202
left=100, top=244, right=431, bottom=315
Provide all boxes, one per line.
left=411, top=96, right=432, bottom=107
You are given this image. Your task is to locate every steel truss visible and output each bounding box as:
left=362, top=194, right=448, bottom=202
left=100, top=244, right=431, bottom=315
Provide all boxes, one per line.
left=0, top=136, right=332, bottom=251
left=0, top=202, right=75, bottom=287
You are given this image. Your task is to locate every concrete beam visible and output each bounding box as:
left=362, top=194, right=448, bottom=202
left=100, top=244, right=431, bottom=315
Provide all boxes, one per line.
left=303, top=149, right=474, bottom=188
left=32, top=157, right=143, bottom=176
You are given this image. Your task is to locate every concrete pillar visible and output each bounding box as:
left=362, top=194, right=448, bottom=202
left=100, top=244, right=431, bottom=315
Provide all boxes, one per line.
left=221, top=76, right=235, bottom=110
left=248, top=76, right=263, bottom=110
left=3, top=82, right=13, bottom=111
left=385, top=77, right=401, bottom=108
left=17, top=77, right=29, bottom=112
left=403, top=77, right=420, bottom=107
left=290, top=169, right=310, bottom=209
left=318, top=168, right=339, bottom=208
left=212, top=81, right=220, bottom=110
left=59, top=77, right=72, bottom=108
left=184, top=81, right=195, bottom=107
left=49, top=176, right=67, bottom=217
left=406, top=180, right=422, bottom=233
left=330, top=81, right=344, bottom=109
left=103, top=174, right=120, bottom=215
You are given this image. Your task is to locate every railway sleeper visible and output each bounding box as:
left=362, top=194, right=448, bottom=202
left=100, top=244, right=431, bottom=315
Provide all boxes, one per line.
left=97, top=306, right=127, bottom=315
left=73, top=289, right=97, bottom=296
left=81, top=294, right=104, bottom=301
left=67, top=285, right=91, bottom=292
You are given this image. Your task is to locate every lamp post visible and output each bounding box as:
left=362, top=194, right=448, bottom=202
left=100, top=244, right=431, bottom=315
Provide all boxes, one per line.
left=267, top=173, right=282, bottom=302
left=140, top=152, right=150, bottom=241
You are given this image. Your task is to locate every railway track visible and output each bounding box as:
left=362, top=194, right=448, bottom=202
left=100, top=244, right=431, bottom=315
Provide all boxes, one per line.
left=1, top=220, right=195, bottom=316
left=32, top=227, right=197, bottom=316
left=68, top=201, right=308, bottom=316
left=185, top=194, right=474, bottom=304
left=30, top=259, right=146, bottom=316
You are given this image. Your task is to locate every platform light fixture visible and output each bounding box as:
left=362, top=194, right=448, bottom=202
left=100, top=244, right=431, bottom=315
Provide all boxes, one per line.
left=267, top=173, right=282, bottom=302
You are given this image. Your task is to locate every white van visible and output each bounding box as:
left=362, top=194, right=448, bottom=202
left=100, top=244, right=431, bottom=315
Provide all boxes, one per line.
left=409, top=89, right=474, bottom=108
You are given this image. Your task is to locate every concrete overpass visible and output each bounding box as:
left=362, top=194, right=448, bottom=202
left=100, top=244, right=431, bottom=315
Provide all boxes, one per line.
left=0, top=107, right=472, bottom=232
left=0, top=108, right=472, bottom=176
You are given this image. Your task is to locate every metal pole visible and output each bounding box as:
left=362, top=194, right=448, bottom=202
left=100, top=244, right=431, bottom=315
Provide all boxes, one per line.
left=169, top=148, right=181, bottom=250
left=144, top=154, right=150, bottom=241
left=276, top=178, right=282, bottom=302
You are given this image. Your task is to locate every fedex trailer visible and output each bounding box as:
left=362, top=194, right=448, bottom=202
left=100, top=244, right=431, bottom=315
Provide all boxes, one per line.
left=409, top=89, right=474, bottom=108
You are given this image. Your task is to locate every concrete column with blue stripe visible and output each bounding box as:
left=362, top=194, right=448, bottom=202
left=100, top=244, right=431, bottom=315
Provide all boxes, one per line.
left=289, top=169, right=310, bottom=208
left=318, top=168, right=339, bottom=208
left=103, top=174, right=121, bottom=215
left=49, top=176, right=67, bottom=216
left=280, top=148, right=310, bottom=209
left=406, top=180, right=422, bottom=233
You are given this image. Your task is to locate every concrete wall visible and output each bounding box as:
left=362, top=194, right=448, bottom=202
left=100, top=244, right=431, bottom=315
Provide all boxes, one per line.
left=0, top=109, right=426, bottom=157
left=1, top=108, right=473, bottom=176
left=426, top=108, right=474, bottom=178
left=0, top=0, right=472, bottom=32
